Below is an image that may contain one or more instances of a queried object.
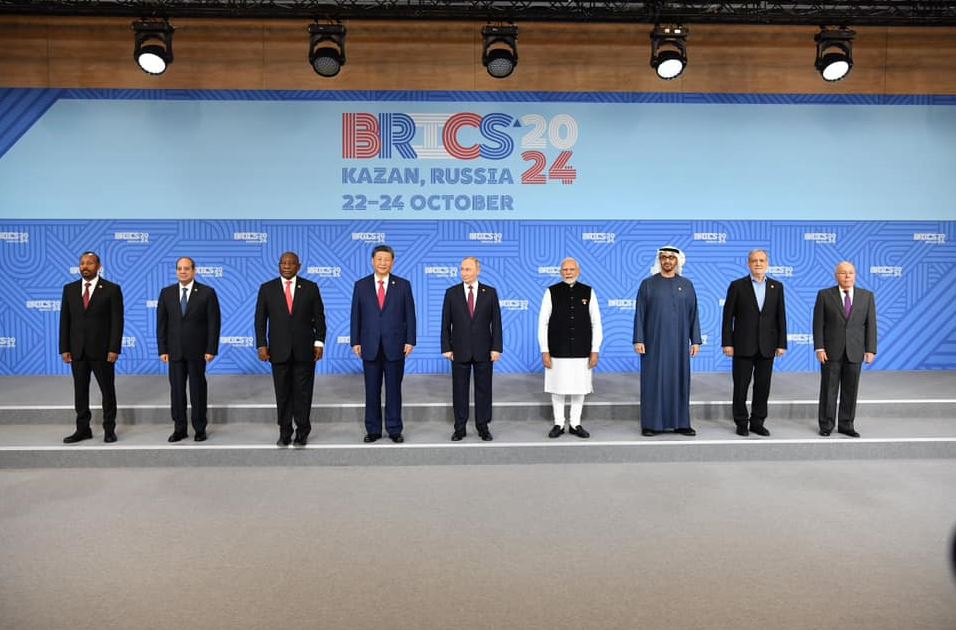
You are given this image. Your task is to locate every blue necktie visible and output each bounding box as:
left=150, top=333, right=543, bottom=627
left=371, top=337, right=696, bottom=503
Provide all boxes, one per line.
left=180, top=287, right=188, bottom=316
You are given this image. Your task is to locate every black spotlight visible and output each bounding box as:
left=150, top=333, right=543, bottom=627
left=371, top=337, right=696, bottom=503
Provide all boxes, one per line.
left=815, top=26, right=856, bottom=82
left=132, top=19, right=174, bottom=75
left=482, top=25, right=518, bottom=79
left=650, top=25, right=688, bottom=80
left=309, top=23, right=346, bottom=77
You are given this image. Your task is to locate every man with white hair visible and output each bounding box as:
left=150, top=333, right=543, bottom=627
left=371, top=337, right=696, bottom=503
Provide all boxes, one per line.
left=812, top=260, right=877, bottom=438
left=721, top=249, right=788, bottom=437
left=538, top=258, right=603, bottom=439
left=633, top=246, right=702, bottom=436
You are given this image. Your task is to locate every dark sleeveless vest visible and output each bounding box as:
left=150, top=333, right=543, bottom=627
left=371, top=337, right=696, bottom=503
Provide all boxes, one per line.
left=547, top=282, right=593, bottom=358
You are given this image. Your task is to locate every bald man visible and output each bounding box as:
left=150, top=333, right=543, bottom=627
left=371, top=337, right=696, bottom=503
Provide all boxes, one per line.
left=812, top=261, right=877, bottom=438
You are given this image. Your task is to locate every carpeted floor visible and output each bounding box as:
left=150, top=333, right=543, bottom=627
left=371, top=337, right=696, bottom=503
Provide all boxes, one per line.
left=1, top=460, right=954, bottom=630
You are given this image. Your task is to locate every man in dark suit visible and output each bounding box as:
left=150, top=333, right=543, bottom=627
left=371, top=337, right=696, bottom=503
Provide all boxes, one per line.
left=157, top=256, right=221, bottom=443
left=721, top=249, right=788, bottom=436
left=255, top=251, right=326, bottom=446
left=350, top=244, right=416, bottom=443
left=59, top=251, right=124, bottom=444
left=813, top=260, right=877, bottom=438
left=441, top=257, right=503, bottom=442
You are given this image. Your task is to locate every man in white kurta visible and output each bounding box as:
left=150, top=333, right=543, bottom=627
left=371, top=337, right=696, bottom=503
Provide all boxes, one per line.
left=538, top=258, right=603, bottom=439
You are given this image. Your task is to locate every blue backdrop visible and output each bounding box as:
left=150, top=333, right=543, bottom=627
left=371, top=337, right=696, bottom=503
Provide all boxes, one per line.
left=0, top=89, right=954, bottom=375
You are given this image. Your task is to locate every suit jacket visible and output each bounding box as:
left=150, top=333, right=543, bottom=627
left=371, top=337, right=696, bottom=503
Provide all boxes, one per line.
left=350, top=274, right=416, bottom=361
left=721, top=275, right=788, bottom=357
left=157, top=282, right=221, bottom=361
left=441, top=282, right=503, bottom=362
left=813, top=286, right=877, bottom=363
left=59, top=278, right=124, bottom=360
left=255, top=277, right=326, bottom=363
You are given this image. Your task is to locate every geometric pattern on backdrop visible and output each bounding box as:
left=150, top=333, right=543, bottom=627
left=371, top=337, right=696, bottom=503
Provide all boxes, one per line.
left=0, top=219, right=952, bottom=375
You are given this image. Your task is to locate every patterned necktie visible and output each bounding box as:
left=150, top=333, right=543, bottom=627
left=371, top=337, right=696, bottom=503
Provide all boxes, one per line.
left=180, top=287, right=188, bottom=316
left=468, top=284, right=475, bottom=318
left=285, top=280, right=294, bottom=314
left=377, top=280, right=385, bottom=310
left=843, top=291, right=852, bottom=318
left=83, top=282, right=91, bottom=310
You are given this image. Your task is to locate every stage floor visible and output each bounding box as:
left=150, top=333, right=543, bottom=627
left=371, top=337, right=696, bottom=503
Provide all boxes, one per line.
left=1, top=372, right=954, bottom=467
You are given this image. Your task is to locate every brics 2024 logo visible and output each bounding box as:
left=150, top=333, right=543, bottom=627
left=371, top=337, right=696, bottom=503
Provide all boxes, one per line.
left=341, top=112, right=578, bottom=186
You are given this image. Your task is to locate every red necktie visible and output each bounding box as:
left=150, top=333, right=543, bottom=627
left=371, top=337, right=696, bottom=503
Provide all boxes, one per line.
left=83, top=282, right=91, bottom=310
left=468, top=284, right=475, bottom=318
left=285, top=280, right=293, bottom=314
left=377, top=280, right=385, bottom=310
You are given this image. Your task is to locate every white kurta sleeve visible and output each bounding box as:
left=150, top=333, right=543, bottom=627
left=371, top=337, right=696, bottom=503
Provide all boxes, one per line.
left=537, top=288, right=552, bottom=353
left=589, top=288, right=603, bottom=352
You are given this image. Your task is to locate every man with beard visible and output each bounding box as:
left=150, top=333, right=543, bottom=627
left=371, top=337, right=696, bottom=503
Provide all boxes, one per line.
left=59, top=251, right=124, bottom=444
left=633, top=246, right=701, bottom=437
left=537, top=258, right=602, bottom=439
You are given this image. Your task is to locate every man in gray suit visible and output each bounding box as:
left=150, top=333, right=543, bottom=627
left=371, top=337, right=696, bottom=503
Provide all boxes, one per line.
left=812, top=261, right=878, bottom=437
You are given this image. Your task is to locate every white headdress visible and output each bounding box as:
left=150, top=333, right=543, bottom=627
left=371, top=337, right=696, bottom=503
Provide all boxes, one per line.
left=650, top=245, right=685, bottom=276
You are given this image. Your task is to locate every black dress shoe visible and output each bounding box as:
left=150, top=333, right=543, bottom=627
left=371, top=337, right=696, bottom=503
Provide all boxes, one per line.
left=819, top=429, right=832, bottom=436
left=168, top=432, right=188, bottom=443
left=675, top=427, right=697, bottom=436
left=363, top=434, right=381, bottom=443
left=478, top=430, right=493, bottom=442
left=451, top=430, right=466, bottom=441
left=390, top=435, right=404, bottom=443
left=104, top=431, right=118, bottom=443
left=194, top=432, right=208, bottom=442
left=548, top=425, right=565, bottom=438
left=293, top=435, right=308, bottom=446
left=63, top=430, right=93, bottom=444
left=735, top=425, right=749, bottom=437
left=750, top=426, right=771, bottom=437
left=277, top=435, right=292, bottom=446
left=838, top=429, right=861, bottom=438
left=569, top=425, right=590, bottom=439
left=641, top=428, right=659, bottom=437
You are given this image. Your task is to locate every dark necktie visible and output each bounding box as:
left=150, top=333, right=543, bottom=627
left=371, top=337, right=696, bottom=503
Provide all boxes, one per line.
left=83, top=282, right=91, bottom=310
left=180, top=287, right=188, bottom=316
left=468, top=284, right=475, bottom=318
left=843, top=291, right=852, bottom=319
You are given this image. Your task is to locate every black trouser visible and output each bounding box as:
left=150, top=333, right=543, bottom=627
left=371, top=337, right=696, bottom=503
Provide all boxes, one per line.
left=451, top=360, right=493, bottom=433
left=731, top=354, right=775, bottom=429
left=271, top=360, right=316, bottom=439
left=168, top=358, right=208, bottom=435
left=818, top=350, right=862, bottom=433
left=71, top=357, right=116, bottom=432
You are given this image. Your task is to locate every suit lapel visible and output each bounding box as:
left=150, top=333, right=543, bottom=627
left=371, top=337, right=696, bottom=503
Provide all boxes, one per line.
left=743, top=277, right=760, bottom=312
left=830, top=287, right=845, bottom=318
left=183, top=284, right=200, bottom=318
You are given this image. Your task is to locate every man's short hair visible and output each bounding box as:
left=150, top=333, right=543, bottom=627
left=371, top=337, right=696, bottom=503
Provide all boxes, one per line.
left=176, top=256, right=196, bottom=269
left=372, top=245, right=395, bottom=259
left=748, top=249, right=769, bottom=261
left=80, top=251, right=100, bottom=264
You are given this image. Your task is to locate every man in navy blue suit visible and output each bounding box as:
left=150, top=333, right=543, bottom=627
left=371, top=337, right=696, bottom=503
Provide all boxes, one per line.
left=351, top=245, right=417, bottom=443
left=441, top=257, right=503, bottom=441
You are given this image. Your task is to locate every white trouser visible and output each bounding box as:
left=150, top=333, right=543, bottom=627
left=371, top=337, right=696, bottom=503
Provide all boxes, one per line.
left=551, top=394, right=585, bottom=428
